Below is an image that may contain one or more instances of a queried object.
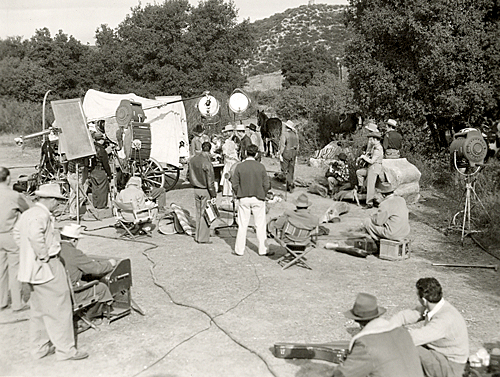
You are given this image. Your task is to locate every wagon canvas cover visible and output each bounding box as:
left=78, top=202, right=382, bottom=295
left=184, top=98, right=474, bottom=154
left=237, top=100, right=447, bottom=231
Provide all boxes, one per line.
left=82, top=89, right=188, bottom=167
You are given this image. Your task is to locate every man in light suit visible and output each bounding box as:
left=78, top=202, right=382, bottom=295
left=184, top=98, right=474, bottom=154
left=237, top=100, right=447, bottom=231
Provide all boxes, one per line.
left=13, top=184, right=88, bottom=361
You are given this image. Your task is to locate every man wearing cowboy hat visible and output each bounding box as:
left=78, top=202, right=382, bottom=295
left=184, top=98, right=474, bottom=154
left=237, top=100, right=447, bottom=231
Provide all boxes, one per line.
left=382, top=119, right=403, bottom=159
left=267, top=193, right=319, bottom=243
left=332, top=292, right=423, bottom=377
left=389, top=278, right=469, bottom=377
left=59, top=224, right=116, bottom=323
left=356, top=130, right=384, bottom=208
left=13, top=183, right=88, bottom=360
left=189, top=124, right=210, bottom=157
left=363, top=181, right=410, bottom=243
left=279, top=120, right=299, bottom=192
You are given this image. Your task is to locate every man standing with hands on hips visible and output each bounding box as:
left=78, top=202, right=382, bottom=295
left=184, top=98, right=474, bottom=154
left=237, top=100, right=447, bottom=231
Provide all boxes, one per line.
left=231, top=144, right=271, bottom=256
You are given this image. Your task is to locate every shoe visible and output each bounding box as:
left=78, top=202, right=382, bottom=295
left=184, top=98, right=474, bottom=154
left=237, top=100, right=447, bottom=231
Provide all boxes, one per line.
left=260, top=251, right=275, bottom=257
left=231, top=251, right=243, bottom=257
left=40, top=346, right=56, bottom=359
left=12, top=304, right=29, bottom=312
left=64, top=351, right=89, bottom=361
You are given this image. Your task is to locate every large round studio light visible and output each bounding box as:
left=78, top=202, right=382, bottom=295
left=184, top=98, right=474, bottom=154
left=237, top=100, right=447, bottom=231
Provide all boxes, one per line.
left=228, top=89, right=250, bottom=114
left=197, top=94, right=219, bottom=117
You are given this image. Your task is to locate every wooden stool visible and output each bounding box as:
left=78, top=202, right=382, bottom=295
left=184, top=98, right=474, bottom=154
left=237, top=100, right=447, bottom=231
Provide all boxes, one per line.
left=379, top=239, right=411, bottom=261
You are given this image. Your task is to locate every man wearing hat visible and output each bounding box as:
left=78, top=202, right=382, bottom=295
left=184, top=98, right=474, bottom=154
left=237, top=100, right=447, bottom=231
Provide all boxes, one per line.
left=363, top=181, right=410, bottom=242
left=383, top=119, right=403, bottom=159
left=332, top=293, right=424, bottom=376
left=189, top=124, right=210, bottom=157
left=221, top=124, right=239, bottom=199
left=356, top=130, right=384, bottom=208
left=13, top=183, right=88, bottom=360
left=237, top=124, right=252, bottom=160
left=325, top=152, right=351, bottom=197
left=279, top=120, right=299, bottom=192
left=59, top=224, right=116, bottom=323
left=0, top=167, right=31, bottom=312
left=115, top=176, right=158, bottom=235
left=248, top=123, right=265, bottom=160
left=89, top=131, right=112, bottom=209
left=268, top=193, right=319, bottom=243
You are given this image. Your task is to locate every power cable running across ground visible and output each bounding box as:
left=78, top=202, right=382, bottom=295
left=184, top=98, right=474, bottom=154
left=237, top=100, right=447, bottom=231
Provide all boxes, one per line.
left=82, top=229, right=279, bottom=377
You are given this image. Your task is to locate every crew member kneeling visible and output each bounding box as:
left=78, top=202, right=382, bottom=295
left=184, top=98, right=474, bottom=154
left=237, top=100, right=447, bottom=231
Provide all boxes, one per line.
left=59, top=224, right=116, bottom=321
left=363, top=181, right=409, bottom=242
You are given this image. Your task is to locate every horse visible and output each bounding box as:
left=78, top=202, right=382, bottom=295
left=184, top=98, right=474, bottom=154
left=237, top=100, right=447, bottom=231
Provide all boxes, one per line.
left=257, top=110, right=282, bottom=157
left=316, top=112, right=360, bottom=146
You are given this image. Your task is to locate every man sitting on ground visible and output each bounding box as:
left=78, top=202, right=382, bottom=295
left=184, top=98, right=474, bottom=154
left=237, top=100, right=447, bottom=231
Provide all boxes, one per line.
left=115, top=176, right=157, bottom=235
left=332, top=293, right=423, bottom=377
left=325, top=152, right=351, bottom=197
left=363, top=181, right=409, bottom=243
left=389, top=277, right=469, bottom=377
left=268, top=193, right=319, bottom=243
left=59, top=224, right=116, bottom=323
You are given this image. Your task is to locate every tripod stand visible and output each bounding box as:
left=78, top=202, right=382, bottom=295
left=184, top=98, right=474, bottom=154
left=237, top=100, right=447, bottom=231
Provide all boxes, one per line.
left=214, top=195, right=239, bottom=235
left=451, top=166, right=491, bottom=244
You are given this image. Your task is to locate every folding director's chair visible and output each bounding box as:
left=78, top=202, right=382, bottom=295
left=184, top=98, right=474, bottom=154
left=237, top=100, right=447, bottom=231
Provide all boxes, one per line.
left=268, top=219, right=318, bottom=270
left=112, top=200, right=155, bottom=239
left=67, top=272, right=101, bottom=332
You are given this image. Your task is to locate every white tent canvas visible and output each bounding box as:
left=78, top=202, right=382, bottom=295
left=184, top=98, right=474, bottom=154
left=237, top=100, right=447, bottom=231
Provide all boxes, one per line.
left=82, top=89, right=188, bottom=167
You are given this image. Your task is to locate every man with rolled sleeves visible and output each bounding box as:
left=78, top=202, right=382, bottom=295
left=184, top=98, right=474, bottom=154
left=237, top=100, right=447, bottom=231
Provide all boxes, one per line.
left=0, top=167, right=31, bottom=311
left=279, top=120, right=299, bottom=192
left=13, top=184, right=88, bottom=361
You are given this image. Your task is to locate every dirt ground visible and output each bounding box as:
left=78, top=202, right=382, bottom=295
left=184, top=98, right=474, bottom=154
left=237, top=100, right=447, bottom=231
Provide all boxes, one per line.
left=0, top=135, right=499, bottom=377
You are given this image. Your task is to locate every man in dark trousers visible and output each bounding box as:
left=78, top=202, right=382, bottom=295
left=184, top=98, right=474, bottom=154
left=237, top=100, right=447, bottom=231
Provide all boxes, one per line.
left=332, top=293, right=424, bottom=377
left=237, top=124, right=253, bottom=161
left=188, top=141, right=217, bottom=244
left=59, top=224, right=116, bottom=321
left=231, top=144, right=271, bottom=256
left=279, top=120, right=299, bottom=192
left=0, top=167, right=31, bottom=312
left=89, top=132, right=112, bottom=209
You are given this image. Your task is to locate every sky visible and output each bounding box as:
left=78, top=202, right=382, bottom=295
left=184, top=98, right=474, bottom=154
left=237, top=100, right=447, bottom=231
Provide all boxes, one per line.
left=0, top=0, right=349, bottom=45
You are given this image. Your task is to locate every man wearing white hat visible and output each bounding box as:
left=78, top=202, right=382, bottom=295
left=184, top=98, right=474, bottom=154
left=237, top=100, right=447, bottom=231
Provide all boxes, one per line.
left=221, top=124, right=239, bottom=199
left=13, top=183, right=88, bottom=361
left=59, top=224, right=116, bottom=322
left=279, top=120, right=299, bottom=192
left=383, top=119, right=403, bottom=159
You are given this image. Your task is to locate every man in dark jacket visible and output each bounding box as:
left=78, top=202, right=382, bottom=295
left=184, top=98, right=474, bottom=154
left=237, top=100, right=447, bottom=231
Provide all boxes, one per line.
left=382, top=119, right=403, bottom=159
left=333, top=293, right=424, bottom=377
left=188, top=142, right=217, bottom=243
left=59, top=224, right=116, bottom=320
left=231, top=144, right=271, bottom=256
left=279, top=120, right=299, bottom=192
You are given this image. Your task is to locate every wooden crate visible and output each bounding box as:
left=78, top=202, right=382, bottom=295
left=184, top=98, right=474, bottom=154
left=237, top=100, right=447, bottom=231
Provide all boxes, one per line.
left=379, top=239, right=411, bottom=261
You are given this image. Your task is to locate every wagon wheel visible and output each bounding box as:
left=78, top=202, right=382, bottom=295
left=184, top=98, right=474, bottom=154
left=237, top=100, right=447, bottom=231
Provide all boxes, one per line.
left=163, top=164, right=180, bottom=191
left=139, top=158, right=165, bottom=192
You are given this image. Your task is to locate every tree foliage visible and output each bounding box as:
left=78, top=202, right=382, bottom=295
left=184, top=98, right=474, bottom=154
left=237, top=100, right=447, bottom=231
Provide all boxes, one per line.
left=344, top=0, right=500, bottom=149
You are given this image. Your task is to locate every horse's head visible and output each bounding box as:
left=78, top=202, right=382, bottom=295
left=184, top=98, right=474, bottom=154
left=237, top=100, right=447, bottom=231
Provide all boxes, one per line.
left=257, top=110, right=268, bottom=129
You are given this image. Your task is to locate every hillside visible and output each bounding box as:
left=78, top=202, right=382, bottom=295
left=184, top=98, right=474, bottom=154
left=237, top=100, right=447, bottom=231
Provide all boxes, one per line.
left=244, top=3, right=351, bottom=77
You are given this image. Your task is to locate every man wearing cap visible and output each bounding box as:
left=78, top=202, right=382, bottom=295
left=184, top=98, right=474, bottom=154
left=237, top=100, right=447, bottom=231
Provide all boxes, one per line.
left=0, top=167, right=31, bottom=312
left=59, top=224, right=116, bottom=322
left=267, top=193, right=319, bottom=242
left=189, top=124, right=210, bottom=157
left=389, top=278, right=469, bottom=377
left=325, top=153, right=351, bottom=197
left=363, top=181, right=410, bottom=242
left=13, top=183, right=88, bottom=361
left=279, top=120, right=299, bottom=192
left=115, top=176, right=158, bottom=235
left=356, top=130, right=384, bottom=208
left=188, top=141, right=217, bottom=243
left=333, top=293, right=424, bottom=377
left=383, top=119, right=403, bottom=159
left=89, top=132, right=112, bottom=209
left=231, top=144, right=271, bottom=256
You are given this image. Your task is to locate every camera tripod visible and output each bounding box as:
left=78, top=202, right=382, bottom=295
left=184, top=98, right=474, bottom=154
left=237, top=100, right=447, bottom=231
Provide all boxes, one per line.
left=451, top=167, right=491, bottom=244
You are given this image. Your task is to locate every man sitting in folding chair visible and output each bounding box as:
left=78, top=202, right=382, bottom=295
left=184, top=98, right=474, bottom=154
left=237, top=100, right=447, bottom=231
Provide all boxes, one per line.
left=59, top=224, right=116, bottom=330
left=114, top=176, right=157, bottom=236
left=267, top=194, right=320, bottom=270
